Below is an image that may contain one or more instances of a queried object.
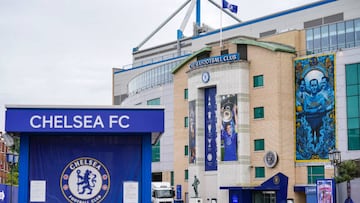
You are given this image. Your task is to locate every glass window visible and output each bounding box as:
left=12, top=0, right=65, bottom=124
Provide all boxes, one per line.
left=313, top=27, right=321, bottom=53
left=254, top=107, right=264, bottom=119
left=306, top=29, right=314, bottom=54
left=221, top=49, right=229, bottom=55
left=346, top=20, right=355, bottom=48
left=337, top=22, right=346, bottom=49
left=355, top=19, right=360, bottom=46
left=255, top=167, right=265, bottom=178
left=253, top=75, right=264, bottom=88
left=171, top=171, right=174, bottom=186
left=184, top=88, right=188, bottom=99
left=185, top=169, right=189, bottom=180
left=307, top=166, right=324, bottom=184
left=147, top=98, right=161, bottom=105
left=329, top=24, right=337, bottom=51
left=254, top=139, right=265, bottom=151
left=184, top=117, right=189, bottom=128
left=152, top=141, right=160, bottom=162
left=346, top=63, right=360, bottom=150
left=184, top=145, right=189, bottom=156
left=321, top=25, right=329, bottom=52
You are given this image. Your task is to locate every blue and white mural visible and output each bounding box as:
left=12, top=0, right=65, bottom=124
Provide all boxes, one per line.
left=295, top=54, right=336, bottom=161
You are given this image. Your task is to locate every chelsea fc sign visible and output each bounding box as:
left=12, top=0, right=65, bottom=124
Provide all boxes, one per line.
left=60, top=157, right=110, bottom=203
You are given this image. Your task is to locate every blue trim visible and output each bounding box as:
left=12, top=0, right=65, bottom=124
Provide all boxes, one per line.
left=196, top=0, right=201, bottom=27
left=18, top=135, right=29, bottom=203
left=114, top=54, right=191, bottom=74
left=192, top=0, right=336, bottom=40
left=142, top=134, right=152, bottom=203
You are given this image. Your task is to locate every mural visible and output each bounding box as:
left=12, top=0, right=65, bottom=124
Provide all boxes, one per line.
left=220, top=94, right=238, bottom=161
left=189, top=100, right=196, bottom=163
left=295, top=54, right=335, bottom=161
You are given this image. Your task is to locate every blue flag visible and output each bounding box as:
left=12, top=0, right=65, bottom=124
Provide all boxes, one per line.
left=222, top=0, right=238, bottom=14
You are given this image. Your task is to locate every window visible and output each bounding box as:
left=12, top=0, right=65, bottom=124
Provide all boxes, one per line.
left=221, top=49, right=229, bottom=55
left=253, top=75, right=264, bottom=88
left=346, top=63, right=360, bottom=150
left=307, top=166, right=324, bottom=184
left=148, top=97, right=161, bottom=162
left=254, top=139, right=265, bottom=151
left=184, top=88, right=188, bottom=100
left=184, top=145, right=189, bottom=156
left=185, top=169, right=189, bottom=180
left=184, top=117, right=189, bottom=128
left=152, top=142, right=160, bottom=162
left=171, top=171, right=174, bottom=186
left=254, top=107, right=264, bottom=119
left=255, top=167, right=265, bottom=178
left=147, top=98, right=160, bottom=105
left=306, top=18, right=360, bottom=53
left=237, top=44, right=248, bottom=60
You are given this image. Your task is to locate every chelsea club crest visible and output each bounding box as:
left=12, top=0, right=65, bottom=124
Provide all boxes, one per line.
left=60, top=157, right=110, bottom=203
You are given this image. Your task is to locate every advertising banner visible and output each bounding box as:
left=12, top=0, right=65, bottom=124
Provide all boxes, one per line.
left=189, top=100, right=196, bottom=163
left=294, top=54, right=336, bottom=161
left=220, top=94, right=238, bottom=161
left=205, top=87, right=217, bottom=171
left=316, top=179, right=335, bottom=203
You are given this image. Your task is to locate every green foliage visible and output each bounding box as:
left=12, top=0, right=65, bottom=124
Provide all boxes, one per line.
left=335, top=160, right=360, bottom=183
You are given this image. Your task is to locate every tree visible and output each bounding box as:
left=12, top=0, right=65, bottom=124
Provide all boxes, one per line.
left=335, top=160, right=360, bottom=183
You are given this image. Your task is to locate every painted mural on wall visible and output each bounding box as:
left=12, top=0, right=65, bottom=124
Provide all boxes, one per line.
left=295, top=54, right=335, bottom=161
left=189, top=100, right=196, bottom=163
left=220, top=94, right=238, bottom=161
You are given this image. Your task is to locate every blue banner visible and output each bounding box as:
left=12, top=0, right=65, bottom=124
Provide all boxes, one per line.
left=29, top=135, right=142, bottom=202
left=5, top=107, right=164, bottom=133
left=205, top=87, right=217, bottom=171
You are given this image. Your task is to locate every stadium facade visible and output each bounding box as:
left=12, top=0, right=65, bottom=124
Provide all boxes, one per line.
left=113, top=0, right=360, bottom=202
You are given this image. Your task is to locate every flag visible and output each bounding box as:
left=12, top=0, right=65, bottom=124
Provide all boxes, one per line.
left=222, top=0, right=238, bottom=14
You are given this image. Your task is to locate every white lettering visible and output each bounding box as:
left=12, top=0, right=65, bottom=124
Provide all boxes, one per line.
left=73, top=115, right=83, bottom=128
left=93, top=116, right=104, bottom=128
left=109, top=115, right=130, bottom=128
left=30, top=115, right=41, bottom=128
left=83, top=115, right=92, bottom=128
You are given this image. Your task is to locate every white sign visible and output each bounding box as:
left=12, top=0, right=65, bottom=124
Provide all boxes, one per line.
left=123, top=181, right=138, bottom=203
left=30, top=180, right=46, bottom=202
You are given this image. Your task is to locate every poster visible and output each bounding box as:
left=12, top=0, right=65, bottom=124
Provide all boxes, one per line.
left=316, top=179, right=335, bottom=203
left=189, top=100, right=196, bottom=163
left=295, top=54, right=336, bottom=161
left=220, top=94, right=238, bottom=161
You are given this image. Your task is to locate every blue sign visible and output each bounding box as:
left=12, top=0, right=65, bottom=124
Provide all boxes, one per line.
left=189, top=53, right=240, bottom=69
left=5, top=107, right=164, bottom=133
left=205, top=87, right=217, bottom=171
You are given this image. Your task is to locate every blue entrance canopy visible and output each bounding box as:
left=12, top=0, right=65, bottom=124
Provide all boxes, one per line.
left=4, top=105, right=165, bottom=203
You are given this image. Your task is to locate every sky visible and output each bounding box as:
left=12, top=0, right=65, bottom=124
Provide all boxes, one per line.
left=0, top=0, right=318, bottom=131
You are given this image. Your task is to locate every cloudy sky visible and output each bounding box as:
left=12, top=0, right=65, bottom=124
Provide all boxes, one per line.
left=0, top=0, right=318, bottom=131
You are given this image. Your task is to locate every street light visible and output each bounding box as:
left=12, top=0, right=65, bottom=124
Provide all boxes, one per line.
left=328, top=148, right=341, bottom=177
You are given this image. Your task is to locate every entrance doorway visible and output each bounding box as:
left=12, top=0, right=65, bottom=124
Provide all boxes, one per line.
left=253, top=191, right=276, bottom=203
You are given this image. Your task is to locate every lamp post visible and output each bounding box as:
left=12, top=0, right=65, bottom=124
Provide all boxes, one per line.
left=328, top=148, right=341, bottom=177
left=6, top=151, right=19, bottom=203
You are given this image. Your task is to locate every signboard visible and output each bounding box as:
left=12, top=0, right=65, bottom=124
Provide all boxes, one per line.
left=5, top=107, right=164, bottom=133
left=189, top=53, right=240, bottom=69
